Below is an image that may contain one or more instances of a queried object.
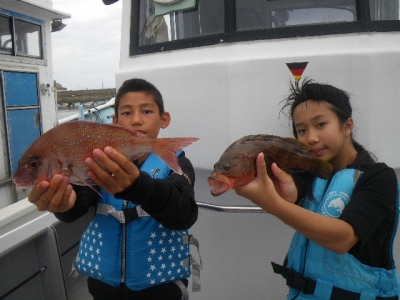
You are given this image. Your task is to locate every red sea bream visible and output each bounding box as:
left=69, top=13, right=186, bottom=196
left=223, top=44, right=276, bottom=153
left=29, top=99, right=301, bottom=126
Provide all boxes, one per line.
left=13, top=121, right=199, bottom=187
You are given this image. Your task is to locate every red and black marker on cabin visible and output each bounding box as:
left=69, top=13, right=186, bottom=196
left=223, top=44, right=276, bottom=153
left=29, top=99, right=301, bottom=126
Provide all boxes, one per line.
left=286, top=62, right=308, bottom=81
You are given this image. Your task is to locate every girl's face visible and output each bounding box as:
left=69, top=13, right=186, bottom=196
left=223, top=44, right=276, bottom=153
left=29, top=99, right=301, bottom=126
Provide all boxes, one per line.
left=293, top=100, right=354, bottom=170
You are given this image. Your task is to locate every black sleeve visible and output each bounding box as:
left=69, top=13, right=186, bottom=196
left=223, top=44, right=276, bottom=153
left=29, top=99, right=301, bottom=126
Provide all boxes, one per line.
left=53, top=185, right=99, bottom=223
left=339, top=163, right=398, bottom=247
left=114, top=153, right=198, bottom=230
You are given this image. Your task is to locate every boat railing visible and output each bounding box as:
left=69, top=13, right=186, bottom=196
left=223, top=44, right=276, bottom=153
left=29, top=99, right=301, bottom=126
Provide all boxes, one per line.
left=58, top=98, right=115, bottom=124
left=196, top=201, right=264, bottom=213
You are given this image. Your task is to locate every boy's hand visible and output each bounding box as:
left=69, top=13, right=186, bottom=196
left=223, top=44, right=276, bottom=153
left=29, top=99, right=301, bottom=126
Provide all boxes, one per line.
left=28, top=174, right=76, bottom=213
left=85, top=146, right=140, bottom=195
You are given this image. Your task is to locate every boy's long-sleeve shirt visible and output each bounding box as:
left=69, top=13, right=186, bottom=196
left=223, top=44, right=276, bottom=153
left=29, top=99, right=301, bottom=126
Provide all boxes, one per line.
left=54, top=153, right=198, bottom=230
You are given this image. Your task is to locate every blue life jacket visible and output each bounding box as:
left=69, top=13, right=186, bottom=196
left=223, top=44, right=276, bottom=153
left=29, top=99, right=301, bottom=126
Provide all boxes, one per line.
left=74, top=153, right=194, bottom=291
left=283, top=168, right=400, bottom=299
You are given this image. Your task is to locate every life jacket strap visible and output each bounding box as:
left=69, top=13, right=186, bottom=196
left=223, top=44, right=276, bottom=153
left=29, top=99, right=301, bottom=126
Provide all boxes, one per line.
left=271, top=262, right=315, bottom=294
left=271, top=262, right=399, bottom=300
left=174, top=280, right=189, bottom=300
left=182, top=235, right=202, bottom=293
left=96, top=203, right=150, bottom=223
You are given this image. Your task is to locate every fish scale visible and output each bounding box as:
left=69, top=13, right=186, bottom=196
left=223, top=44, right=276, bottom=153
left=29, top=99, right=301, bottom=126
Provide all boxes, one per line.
left=13, top=120, right=199, bottom=188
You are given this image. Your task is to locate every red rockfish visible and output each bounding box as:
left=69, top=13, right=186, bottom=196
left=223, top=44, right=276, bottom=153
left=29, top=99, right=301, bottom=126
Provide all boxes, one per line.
left=208, top=134, right=332, bottom=196
left=13, top=121, right=199, bottom=187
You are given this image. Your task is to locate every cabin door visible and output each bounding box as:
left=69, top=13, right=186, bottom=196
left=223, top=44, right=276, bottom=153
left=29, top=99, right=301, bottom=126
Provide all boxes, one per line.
left=0, top=71, right=41, bottom=206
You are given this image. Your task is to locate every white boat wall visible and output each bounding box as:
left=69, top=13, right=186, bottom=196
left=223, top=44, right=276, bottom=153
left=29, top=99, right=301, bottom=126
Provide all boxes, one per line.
left=1, top=1, right=400, bottom=300
left=115, top=2, right=400, bottom=298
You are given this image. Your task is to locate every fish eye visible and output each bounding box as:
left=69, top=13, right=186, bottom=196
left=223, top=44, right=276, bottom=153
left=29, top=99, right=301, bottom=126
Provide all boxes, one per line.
left=223, top=163, right=231, bottom=171
left=29, top=159, right=40, bottom=169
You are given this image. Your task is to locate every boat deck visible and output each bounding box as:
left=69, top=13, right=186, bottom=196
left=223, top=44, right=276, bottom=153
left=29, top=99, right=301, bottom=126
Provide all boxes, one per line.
left=2, top=168, right=400, bottom=299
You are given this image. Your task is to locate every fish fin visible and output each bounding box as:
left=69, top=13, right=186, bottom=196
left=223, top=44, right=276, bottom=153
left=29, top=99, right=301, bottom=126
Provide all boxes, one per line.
left=309, top=159, right=333, bottom=179
left=72, top=172, right=103, bottom=198
left=58, top=159, right=103, bottom=198
left=153, top=137, right=199, bottom=174
left=62, top=163, right=103, bottom=198
left=288, top=138, right=312, bottom=152
left=72, top=179, right=96, bottom=186
left=132, top=154, right=145, bottom=161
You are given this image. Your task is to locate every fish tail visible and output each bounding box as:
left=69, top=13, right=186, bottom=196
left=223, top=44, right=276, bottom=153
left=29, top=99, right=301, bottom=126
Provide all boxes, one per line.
left=308, top=158, right=333, bottom=179
left=153, top=137, right=199, bottom=174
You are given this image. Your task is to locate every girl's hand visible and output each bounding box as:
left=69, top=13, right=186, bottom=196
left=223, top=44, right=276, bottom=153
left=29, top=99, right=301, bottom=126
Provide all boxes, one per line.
left=28, top=174, right=76, bottom=213
left=269, top=163, right=298, bottom=204
left=85, top=147, right=140, bottom=195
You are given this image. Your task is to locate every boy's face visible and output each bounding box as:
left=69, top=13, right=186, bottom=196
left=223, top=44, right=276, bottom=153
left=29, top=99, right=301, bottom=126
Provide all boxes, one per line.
left=113, top=91, right=170, bottom=139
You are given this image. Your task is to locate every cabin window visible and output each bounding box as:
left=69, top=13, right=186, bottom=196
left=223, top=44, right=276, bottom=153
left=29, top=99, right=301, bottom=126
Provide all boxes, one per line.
left=138, top=0, right=224, bottom=45
left=0, top=14, right=43, bottom=59
left=131, top=0, right=400, bottom=55
left=236, top=1, right=356, bottom=31
left=0, top=15, right=12, bottom=55
left=370, top=0, right=400, bottom=21
left=14, top=19, right=42, bottom=58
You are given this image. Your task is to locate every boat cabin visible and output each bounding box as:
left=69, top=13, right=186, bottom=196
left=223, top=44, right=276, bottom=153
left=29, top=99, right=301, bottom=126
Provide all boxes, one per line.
left=0, top=0, right=69, bottom=205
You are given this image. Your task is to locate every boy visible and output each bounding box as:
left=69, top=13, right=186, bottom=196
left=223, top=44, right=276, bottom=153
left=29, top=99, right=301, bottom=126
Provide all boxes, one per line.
left=28, top=78, right=198, bottom=300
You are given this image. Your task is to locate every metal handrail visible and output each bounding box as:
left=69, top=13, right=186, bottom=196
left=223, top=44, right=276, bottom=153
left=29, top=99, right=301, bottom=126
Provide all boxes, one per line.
left=0, top=179, right=12, bottom=186
left=196, top=201, right=265, bottom=213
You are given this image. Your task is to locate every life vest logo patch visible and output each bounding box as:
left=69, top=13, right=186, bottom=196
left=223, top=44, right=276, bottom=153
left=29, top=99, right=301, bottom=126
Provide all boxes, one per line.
left=322, top=191, right=350, bottom=218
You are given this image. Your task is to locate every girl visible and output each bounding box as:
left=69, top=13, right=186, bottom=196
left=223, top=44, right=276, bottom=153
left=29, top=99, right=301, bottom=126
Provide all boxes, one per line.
left=235, top=79, right=400, bottom=299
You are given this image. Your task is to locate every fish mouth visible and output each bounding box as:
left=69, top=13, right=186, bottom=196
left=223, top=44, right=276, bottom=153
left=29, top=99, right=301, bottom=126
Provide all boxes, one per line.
left=12, top=177, right=34, bottom=188
left=208, top=174, right=235, bottom=196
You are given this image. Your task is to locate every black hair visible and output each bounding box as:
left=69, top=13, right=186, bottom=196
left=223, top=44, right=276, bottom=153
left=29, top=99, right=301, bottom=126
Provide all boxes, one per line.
left=114, top=78, right=164, bottom=117
left=280, top=79, right=352, bottom=138
left=280, top=78, right=375, bottom=165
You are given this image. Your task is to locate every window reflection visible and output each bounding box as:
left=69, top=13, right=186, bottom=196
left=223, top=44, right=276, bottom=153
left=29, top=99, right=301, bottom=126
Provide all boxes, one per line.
left=0, top=16, right=12, bottom=55
left=273, top=7, right=356, bottom=28
left=236, top=0, right=356, bottom=31
left=139, top=14, right=169, bottom=45
left=236, top=0, right=269, bottom=31
left=369, top=0, right=400, bottom=21
left=139, top=0, right=224, bottom=45
left=15, top=19, right=41, bottom=58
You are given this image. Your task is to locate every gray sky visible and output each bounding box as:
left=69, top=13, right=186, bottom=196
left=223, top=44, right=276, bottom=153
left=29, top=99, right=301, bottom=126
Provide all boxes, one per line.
left=51, top=0, right=122, bottom=90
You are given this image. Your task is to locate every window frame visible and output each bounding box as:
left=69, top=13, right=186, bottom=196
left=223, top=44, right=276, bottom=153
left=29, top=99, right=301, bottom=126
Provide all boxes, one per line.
left=14, top=18, right=43, bottom=59
left=0, top=11, right=45, bottom=62
left=130, top=0, right=400, bottom=56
